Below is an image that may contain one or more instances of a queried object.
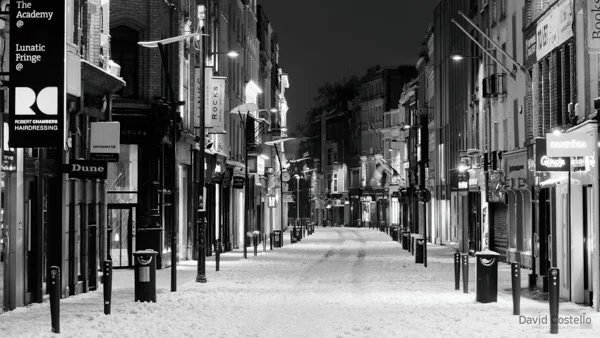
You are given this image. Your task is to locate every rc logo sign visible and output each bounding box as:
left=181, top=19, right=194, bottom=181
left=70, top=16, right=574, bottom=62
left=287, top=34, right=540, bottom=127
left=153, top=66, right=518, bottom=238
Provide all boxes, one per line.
left=15, top=87, right=58, bottom=115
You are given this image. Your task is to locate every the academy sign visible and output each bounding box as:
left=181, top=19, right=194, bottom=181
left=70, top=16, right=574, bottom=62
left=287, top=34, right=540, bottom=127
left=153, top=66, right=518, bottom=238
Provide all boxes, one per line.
left=9, top=0, right=65, bottom=148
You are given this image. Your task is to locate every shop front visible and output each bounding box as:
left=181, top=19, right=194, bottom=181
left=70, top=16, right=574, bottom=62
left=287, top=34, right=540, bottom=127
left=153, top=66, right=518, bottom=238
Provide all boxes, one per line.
left=542, top=125, right=599, bottom=306
left=503, top=149, right=532, bottom=268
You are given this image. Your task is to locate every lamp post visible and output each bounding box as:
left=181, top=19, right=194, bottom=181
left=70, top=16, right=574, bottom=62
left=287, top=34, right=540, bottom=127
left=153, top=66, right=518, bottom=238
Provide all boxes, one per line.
left=230, top=104, right=271, bottom=259
left=139, top=32, right=205, bottom=291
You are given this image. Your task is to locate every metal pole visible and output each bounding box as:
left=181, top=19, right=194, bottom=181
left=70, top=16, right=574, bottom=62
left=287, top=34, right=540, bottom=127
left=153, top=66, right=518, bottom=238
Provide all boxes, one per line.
left=195, top=32, right=207, bottom=283
left=296, top=176, right=300, bottom=229
left=457, top=10, right=527, bottom=74
left=240, top=112, right=249, bottom=259
left=273, top=143, right=284, bottom=232
left=156, top=43, right=178, bottom=291
left=450, top=19, right=516, bottom=79
left=420, top=113, right=428, bottom=268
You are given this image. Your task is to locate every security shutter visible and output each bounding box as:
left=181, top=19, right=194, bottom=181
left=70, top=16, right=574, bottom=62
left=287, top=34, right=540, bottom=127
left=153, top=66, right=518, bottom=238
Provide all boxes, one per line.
left=490, top=203, right=508, bottom=262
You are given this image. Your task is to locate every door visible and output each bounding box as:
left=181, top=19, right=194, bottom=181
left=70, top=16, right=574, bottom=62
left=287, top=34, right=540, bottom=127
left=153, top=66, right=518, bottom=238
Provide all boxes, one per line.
left=583, top=186, right=593, bottom=306
left=178, top=166, right=188, bottom=261
left=107, top=205, right=136, bottom=268
left=558, top=192, right=571, bottom=300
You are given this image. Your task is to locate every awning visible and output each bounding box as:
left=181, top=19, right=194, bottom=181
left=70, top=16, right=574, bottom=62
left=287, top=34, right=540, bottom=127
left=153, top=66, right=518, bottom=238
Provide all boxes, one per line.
left=81, top=59, right=126, bottom=95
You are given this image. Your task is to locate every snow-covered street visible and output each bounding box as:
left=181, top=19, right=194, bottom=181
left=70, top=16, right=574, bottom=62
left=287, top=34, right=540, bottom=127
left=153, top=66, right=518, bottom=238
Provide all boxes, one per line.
left=1, top=227, right=599, bottom=337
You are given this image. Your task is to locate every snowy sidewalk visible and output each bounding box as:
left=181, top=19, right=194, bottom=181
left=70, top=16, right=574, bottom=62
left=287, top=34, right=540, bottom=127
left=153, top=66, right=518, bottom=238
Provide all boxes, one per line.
left=1, top=227, right=599, bottom=338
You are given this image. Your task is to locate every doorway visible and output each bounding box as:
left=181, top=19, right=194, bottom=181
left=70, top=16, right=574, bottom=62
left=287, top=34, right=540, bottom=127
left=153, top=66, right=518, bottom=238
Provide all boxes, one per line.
left=107, top=204, right=136, bottom=268
left=583, top=185, right=593, bottom=306
left=558, top=190, right=571, bottom=300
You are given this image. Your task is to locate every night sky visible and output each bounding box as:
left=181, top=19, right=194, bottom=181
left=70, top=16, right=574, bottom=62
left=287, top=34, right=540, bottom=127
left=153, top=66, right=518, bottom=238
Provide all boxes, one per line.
left=257, top=0, right=439, bottom=134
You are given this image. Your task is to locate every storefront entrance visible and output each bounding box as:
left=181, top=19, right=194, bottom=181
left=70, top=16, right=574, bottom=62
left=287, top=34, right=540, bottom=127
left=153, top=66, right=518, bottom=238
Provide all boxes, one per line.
left=108, top=204, right=136, bottom=268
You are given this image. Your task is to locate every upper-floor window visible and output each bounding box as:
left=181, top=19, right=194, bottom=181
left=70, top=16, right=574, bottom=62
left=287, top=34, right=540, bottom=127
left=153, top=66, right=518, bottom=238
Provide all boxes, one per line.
left=111, top=26, right=139, bottom=99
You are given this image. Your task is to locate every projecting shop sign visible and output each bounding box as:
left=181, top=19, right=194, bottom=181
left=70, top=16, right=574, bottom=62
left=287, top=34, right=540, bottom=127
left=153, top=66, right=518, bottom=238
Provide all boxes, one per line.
left=90, top=122, right=120, bottom=162
left=62, top=160, right=108, bottom=180
left=204, top=67, right=227, bottom=134
left=9, top=0, right=65, bottom=148
left=545, top=132, right=595, bottom=157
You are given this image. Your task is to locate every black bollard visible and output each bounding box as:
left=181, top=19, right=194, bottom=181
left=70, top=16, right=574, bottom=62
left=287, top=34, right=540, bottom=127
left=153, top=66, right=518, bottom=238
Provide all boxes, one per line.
left=270, top=232, right=273, bottom=250
left=454, top=252, right=460, bottom=290
left=511, top=262, right=520, bottom=315
left=216, top=241, right=221, bottom=272
left=253, top=235, right=258, bottom=256
left=549, top=268, right=559, bottom=334
left=263, top=234, right=267, bottom=252
left=411, top=237, right=415, bottom=256
left=48, top=266, right=60, bottom=333
left=462, top=254, right=469, bottom=294
left=103, top=260, right=113, bottom=315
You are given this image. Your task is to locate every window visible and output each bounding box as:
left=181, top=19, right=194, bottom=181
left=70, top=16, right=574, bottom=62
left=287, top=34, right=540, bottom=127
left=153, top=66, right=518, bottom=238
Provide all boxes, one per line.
left=333, top=174, right=338, bottom=192
left=111, top=26, right=139, bottom=98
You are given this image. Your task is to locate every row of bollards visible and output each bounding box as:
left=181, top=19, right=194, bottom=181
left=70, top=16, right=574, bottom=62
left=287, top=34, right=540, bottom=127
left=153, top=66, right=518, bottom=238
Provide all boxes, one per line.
left=46, top=227, right=301, bottom=334
left=47, top=260, right=115, bottom=334
left=453, top=251, right=561, bottom=334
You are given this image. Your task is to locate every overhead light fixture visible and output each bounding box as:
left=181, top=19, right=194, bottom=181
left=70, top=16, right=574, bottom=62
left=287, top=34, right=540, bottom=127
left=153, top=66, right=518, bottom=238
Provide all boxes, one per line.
left=450, top=54, right=464, bottom=61
left=226, top=50, right=240, bottom=58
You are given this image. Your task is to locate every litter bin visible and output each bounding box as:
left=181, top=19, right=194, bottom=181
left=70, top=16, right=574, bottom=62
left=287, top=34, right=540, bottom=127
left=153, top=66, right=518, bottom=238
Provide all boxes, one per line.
left=391, top=227, right=399, bottom=241
left=294, top=226, right=302, bottom=242
left=133, top=250, right=158, bottom=302
left=415, top=237, right=424, bottom=263
left=402, top=231, right=410, bottom=250
left=476, top=251, right=500, bottom=303
left=273, top=230, right=282, bottom=248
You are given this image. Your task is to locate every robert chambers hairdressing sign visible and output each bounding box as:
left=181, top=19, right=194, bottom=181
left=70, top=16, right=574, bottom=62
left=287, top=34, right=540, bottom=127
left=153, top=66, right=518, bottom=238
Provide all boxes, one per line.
left=9, top=0, right=65, bottom=148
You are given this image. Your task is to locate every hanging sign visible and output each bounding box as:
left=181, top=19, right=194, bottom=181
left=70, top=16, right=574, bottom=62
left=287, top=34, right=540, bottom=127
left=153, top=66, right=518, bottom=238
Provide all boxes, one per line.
left=232, top=176, right=244, bottom=189
left=90, top=122, right=120, bottom=162
left=268, top=194, right=276, bottom=208
left=204, top=68, right=226, bottom=134
left=9, top=0, right=65, bottom=148
left=62, top=160, right=107, bottom=180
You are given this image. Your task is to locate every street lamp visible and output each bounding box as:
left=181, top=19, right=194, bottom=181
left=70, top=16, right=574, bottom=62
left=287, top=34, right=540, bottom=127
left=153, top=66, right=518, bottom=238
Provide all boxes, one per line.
left=139, top=32, right=206, bottom=291
left=230, top=103, right=271, bottom=259
left=450, top=53, right=481, bottom=61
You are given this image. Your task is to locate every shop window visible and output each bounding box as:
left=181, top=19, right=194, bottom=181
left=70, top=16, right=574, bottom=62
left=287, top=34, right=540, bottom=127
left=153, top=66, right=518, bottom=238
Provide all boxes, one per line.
left=107, top=144, right=139, bottom=204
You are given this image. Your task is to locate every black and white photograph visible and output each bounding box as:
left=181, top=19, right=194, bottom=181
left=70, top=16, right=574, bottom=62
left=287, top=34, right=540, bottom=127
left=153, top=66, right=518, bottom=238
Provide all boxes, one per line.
left=1, top=0, right=600, bottom=337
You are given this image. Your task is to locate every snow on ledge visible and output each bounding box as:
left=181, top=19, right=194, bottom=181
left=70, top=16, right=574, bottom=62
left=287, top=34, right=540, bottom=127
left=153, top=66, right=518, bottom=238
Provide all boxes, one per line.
left=475, top=249, right=500, bottom=256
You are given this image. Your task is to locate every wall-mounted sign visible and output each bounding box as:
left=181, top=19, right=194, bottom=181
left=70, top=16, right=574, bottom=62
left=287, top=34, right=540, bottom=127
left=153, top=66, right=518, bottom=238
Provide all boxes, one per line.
left=90, top=122, right=120, bottom=162
left=204, top=68, right=226, bottom=134
left=62, top=160, right=107, bottom=180
left=545, top=132, right=594, bottom=157
left=589, top=0, right=600, bottom=53
left=535, top=0, right=573, bottom=60
left=535, top=138, right=570, bottom=172
left=232, top=176, right=244, bottom=189
left=113, top=115, right=148, bottom=144
left=9, top=0, right=65, bottom=148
